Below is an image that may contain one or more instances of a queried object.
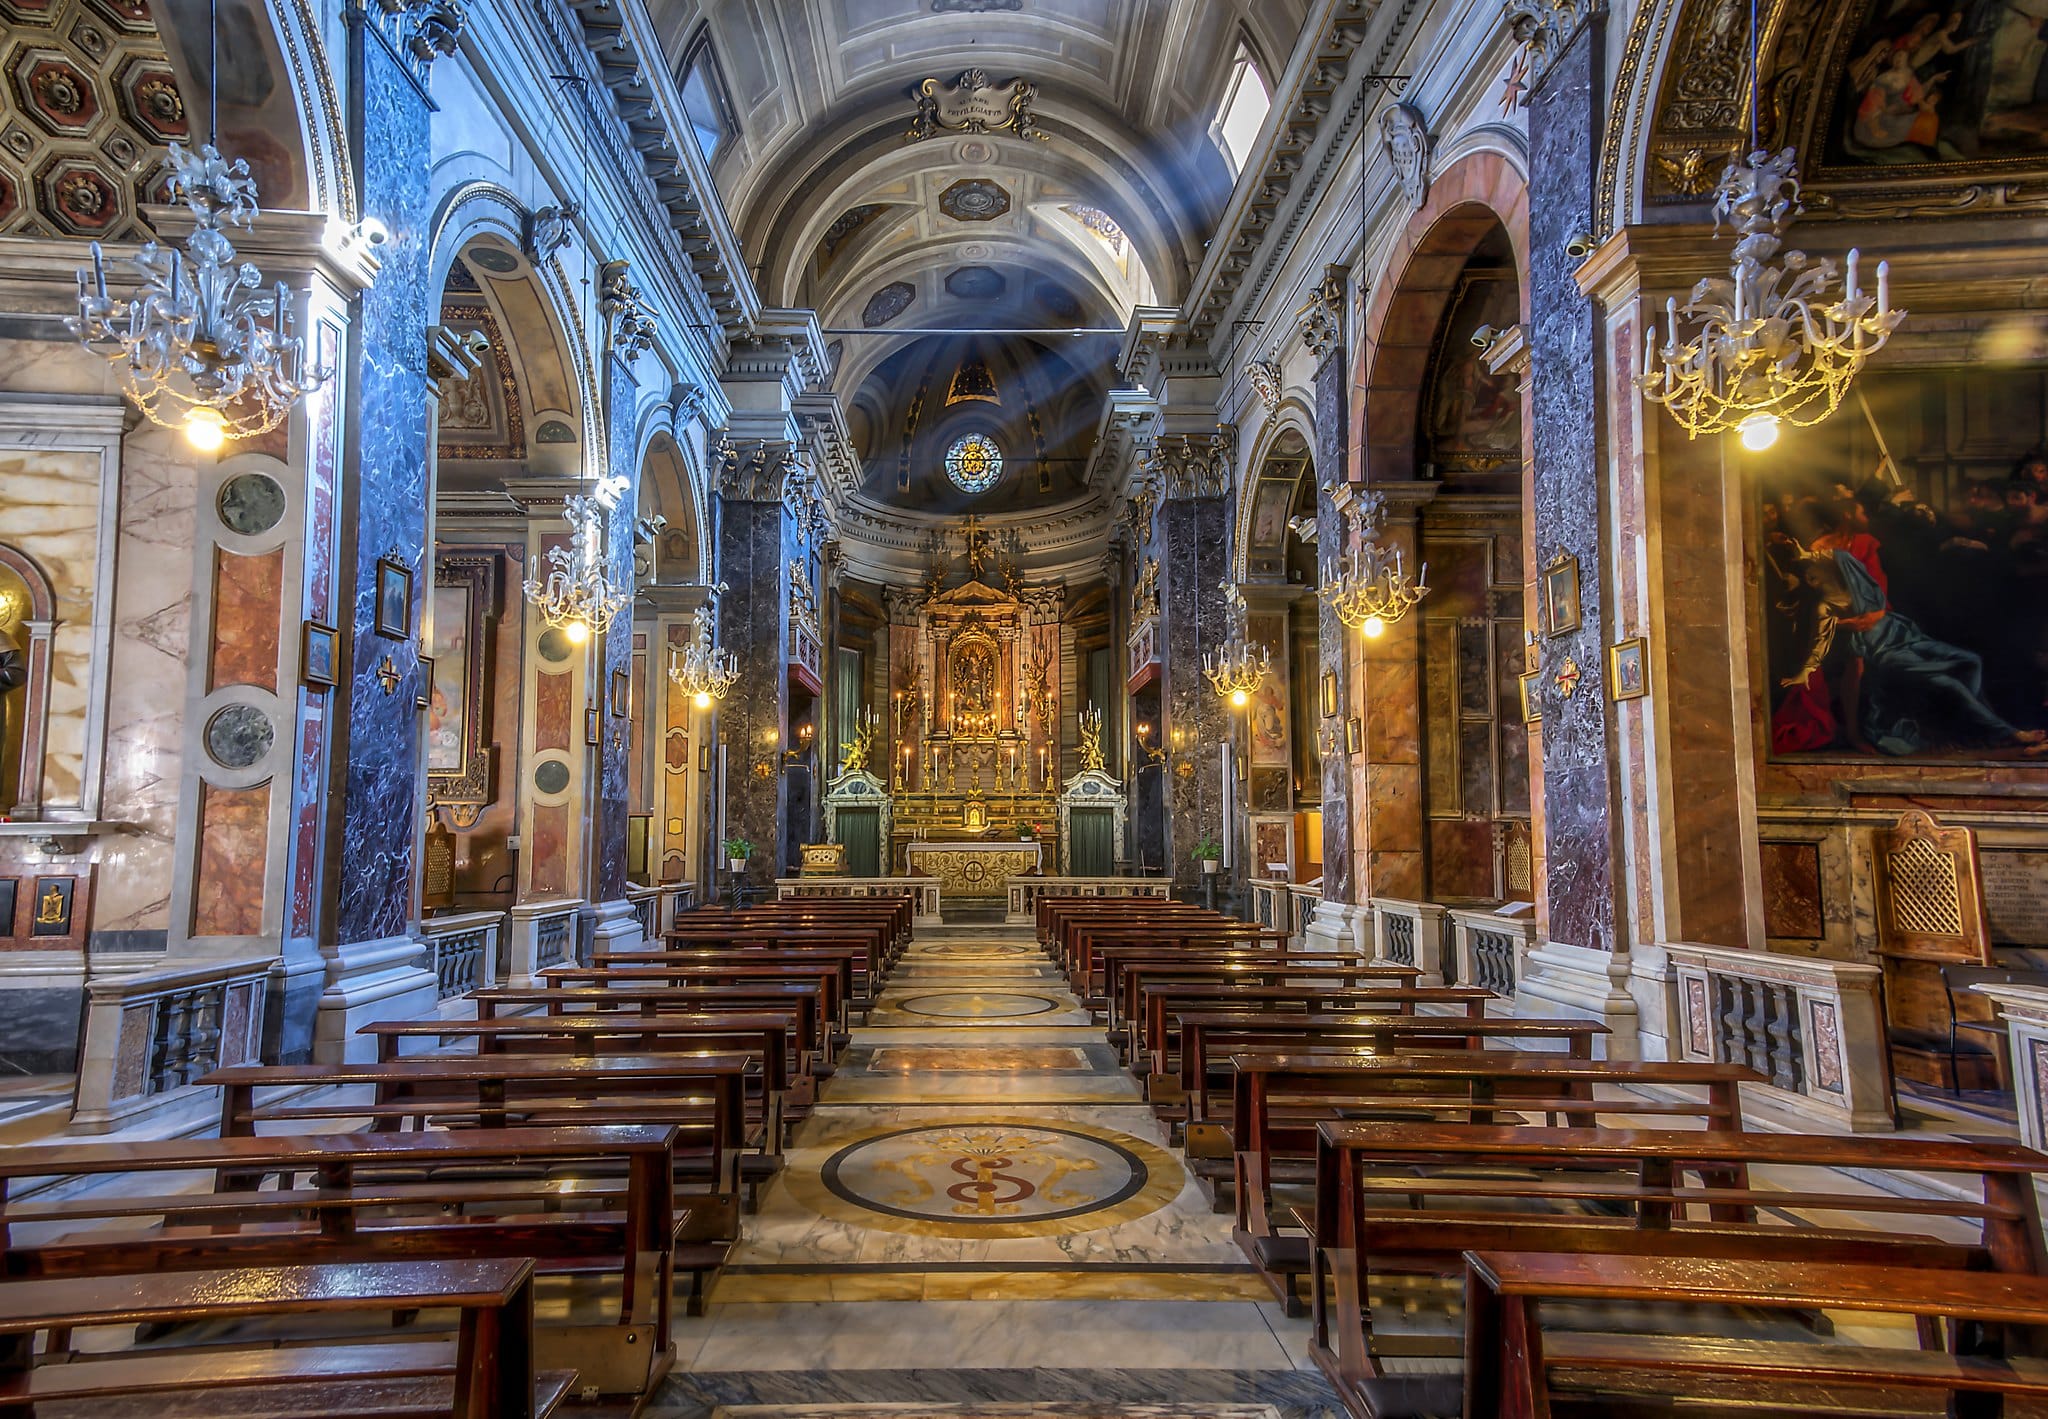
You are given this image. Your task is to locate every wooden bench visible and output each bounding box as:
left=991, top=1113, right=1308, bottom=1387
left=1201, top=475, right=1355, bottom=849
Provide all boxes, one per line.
left=1107, top=957, right=1419, bottom=1035
left=526, top=975, right=830, bottom=1066
left=622, top=944, right=876, bottom=1018
left=1171, top=1013, right=1616, bottom=1121
left=0, top=1257, right=568, bottom=1419
left=1222, top=1054, right=1754, bottom=1313
left=1137, top=983, right=1496, bottom=1075
left=2, top=1126, right=702, bottom=1392
left=1463, top=1249, right=2048, bottom=1419
left=1308, top=1121, right=2048, bottom=1413
left=207, top=1053, right=749, bottom=1206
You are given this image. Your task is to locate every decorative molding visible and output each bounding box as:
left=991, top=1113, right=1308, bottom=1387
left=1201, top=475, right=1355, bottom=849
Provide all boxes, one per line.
left=1298, top=266, right=1346, bottom=360
left=715, top=438, right=801, bottom=502
left=599, top=259, right=657, bottom=359
left=1504, top=0, right=1605, bottom=101
left=905, top=69, right=1046, bottom=144
left=1146, top=429, right=1234, bottom=502
left=932, top=0, right=1022, bottom=10
left=1381, top=102, right=1430, bottom=211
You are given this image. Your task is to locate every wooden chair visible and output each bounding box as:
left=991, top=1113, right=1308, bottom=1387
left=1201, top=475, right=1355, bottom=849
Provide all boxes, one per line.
left=1871, top=808, right=1997, bottom=1090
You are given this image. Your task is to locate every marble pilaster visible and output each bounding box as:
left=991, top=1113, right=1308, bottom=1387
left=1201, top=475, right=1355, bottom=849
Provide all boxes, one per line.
left=714, top=444, right=797, bottom=881
left=321, top=7, right=440, bottom=1054
left=592, top=350, right=640, bottom=907
left=1311, top=350, right=1354, bottom=907
left=1524, top=19, right=1624, bottom=956
left=1158, top=473, right=1230, bottom=898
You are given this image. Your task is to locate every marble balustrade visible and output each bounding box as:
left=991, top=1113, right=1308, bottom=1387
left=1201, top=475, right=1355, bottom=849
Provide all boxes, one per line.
left=1367, top=897, right=1450, bottom=988
left=1664, top=941, right=1893, bottom=1132
left=420, top=910, right=504, bottom=1002
left=776, top=878, right=942, bottom=920
left=72, top=955, right=274, bottom=1132
left=1006, top=877, right=1169, bottom=922
left=1448, top=905, right=1538, bottom=1000
left=1974, top=984, right=2048, bottom=1156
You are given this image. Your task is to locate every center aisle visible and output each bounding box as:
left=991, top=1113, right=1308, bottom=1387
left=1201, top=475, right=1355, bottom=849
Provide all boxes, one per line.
left=652, top=918, right=1346, bottom=1418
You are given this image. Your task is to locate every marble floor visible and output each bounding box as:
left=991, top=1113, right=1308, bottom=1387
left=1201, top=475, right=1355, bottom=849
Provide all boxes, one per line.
left=657, top=920, right=1342, bottom=1417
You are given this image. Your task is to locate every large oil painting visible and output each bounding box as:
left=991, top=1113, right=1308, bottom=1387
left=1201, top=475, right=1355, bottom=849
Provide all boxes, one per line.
left=427, top=583, right=469, bottom=774
left=1824, top=0, right=2048, bottom=166
left=1760, top=369, right=2048, bottom=762
left=1423, top=269, right=1520, bottom=475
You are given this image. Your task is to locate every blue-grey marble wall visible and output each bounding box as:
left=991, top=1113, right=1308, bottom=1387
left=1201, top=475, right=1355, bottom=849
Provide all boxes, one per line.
left=1161, top=494, right=1231, bottom=896
left=593, top=352, right=640, bottom=901
left=333, top=16, right=433, bottom=948
left=1527, top=23, right=1623, bottom=952
left=0, top=988, right=81, bottom=1073
left=714, top=493, right=791, bottom=881
left=1313, top=349, right=1354, bottom=904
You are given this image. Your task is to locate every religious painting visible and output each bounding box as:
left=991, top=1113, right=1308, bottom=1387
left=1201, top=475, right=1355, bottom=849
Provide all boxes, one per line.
left=1759, top=368, right=2048, bottom=762
left=1519, top=670, right=1543, bottom=724
left=1541, top=553, right=1581, bottom=636
left=374, top=555, right=412, bottom=640
left=1321, top=670, right=1339, bottom=719
left=1609, top=638, right=1648, bottom=701
left=427, top=558, right=495, bottom=804
left=1249, top=614, right=1289, bottom=767
left=1245, top=478, right=1299, bottom=578
left=301, top=620, right=337, bottom=689
left=1822, top=0, right=2048, bottom=169
left=1421, top=262, right=1521, bottom=475
left=610, top=667, right=631, bottom=718
left=1345, top=716, right=1363, bottom=754
left=416, top=655, right=435, bottom=711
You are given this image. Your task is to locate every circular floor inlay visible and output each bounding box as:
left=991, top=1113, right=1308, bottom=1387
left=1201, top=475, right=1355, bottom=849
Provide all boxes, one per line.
left=786, top=1118, right=1184, bottom=1238
left=896, top=991, right=1058, bottom=1019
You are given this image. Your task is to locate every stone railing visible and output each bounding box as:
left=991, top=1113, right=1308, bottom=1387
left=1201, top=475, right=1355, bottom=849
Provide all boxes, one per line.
left=1368, top=898, right=1448, bottom=986
left=1286, top=885, right=1320, bottom=947
left=626, top=882, right=689, bottom=942
left=1248, top=881, right=1292, bottom=937
left=503, top=898, right=585, bottom=983
left=421, top=911, right=503, bottom=1000
left=1449, top=906, right=1539, bottom=999
left=777, top=877, right=941, bottom=921
left=1975, top=984, right=2048, bottom=1155
left=73, top=956, right=274, bottom=1133
left=1664, top=941, right=1893, bottom=1132
left=1007, top=876, right=1170, bottom=921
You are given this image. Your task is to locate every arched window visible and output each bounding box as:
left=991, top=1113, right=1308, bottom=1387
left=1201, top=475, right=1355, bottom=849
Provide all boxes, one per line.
left=1212, top=44, right=1272, bottom=177
left=945, top=434, right=1003, bottom=495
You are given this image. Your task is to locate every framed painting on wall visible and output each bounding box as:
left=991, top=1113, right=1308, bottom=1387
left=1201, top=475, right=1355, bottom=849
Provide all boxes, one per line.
left=374, top=555, right=413, bottom=640
left=1519, top=670, right=1543, bottom=724
left=1540, top=552, right=1580, bottom=636
left=427, top=556, right=497, bottom=806
left=1609, top=638, right=1648, bottom=701
left=301, top=620, right=337, bottom=689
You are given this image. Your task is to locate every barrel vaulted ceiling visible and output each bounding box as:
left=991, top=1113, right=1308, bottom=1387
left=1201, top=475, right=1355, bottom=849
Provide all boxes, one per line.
left=645, top=0, right=1311, bottom=544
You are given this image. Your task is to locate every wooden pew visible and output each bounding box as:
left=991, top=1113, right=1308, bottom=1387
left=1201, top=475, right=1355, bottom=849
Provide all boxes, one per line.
left=1136, top=983, right=1497, bottom=1075
left=1307, top=1121, right=2048, bottom=1413
left=0, top=1257, right=566, bottom=1419
left=597, top=948, right=865, bottom=1028
left=1172, top=1013, right=1615, bottom=1120
left=1112, top=960, right=1425, bottom=1040
left=524, top=976, right=829, bottom=1067
left=1463, top=1249, right=2048, bottom=1419
left=1223, top=1054, right=1755, bottom=1313
left=2, top=1126, right=699, bottom=1389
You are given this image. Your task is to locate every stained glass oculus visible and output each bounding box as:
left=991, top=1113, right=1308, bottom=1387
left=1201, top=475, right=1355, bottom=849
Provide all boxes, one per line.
left=945, top=434, right=1002, bottom=494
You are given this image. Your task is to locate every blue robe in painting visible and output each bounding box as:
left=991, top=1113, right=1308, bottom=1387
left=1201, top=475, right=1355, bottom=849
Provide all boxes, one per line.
left=1834, top=549, right=2017, bottom=754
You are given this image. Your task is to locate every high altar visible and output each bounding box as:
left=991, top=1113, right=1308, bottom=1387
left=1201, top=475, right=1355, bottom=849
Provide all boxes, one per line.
left=882, top=557, right=1064, bottom=878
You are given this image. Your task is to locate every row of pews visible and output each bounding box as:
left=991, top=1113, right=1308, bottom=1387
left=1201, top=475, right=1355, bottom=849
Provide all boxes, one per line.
left=0, top=893, right=914, bottom=1418
left=1040, top=893, right=2048, bottom=1419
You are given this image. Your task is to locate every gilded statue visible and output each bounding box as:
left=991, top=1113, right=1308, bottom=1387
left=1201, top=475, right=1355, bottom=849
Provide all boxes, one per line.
left=36, top=883, right=65, bottom=926
left=841, top=715, right=875, bottom=775
left=1077, top=705, right=1107, bottom=775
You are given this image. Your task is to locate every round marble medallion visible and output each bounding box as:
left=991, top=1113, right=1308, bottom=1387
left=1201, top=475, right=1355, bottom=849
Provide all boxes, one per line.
left=896, top=991, right=1058, bottom=1019
left=533, top=759, right=571, bottom=795
left=216, top=472, right=285, bottom=536
left=204, top=703, right=273, bottom=768
left=536, top=627, right=575, bottom=664
left=786, top=1118, right=1184, bottom=1238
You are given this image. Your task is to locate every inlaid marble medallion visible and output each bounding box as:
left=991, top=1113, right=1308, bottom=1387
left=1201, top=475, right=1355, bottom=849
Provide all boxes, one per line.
left=786, top=1117, right=1184, bottom=1239
left=897, top=992, right=1061, bottom=1019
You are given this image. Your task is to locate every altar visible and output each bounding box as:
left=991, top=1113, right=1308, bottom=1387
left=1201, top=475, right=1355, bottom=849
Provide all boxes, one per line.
left=905, top=840, right=1043, bottom=900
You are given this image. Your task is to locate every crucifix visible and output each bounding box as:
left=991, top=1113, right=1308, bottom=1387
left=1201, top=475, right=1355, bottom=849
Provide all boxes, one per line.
left=962, top=516, right=993, bottom=581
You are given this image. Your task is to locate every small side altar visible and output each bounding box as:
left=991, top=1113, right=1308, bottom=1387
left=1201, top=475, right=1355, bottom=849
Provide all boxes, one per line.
left=905, top=840, right=1043, bottom=899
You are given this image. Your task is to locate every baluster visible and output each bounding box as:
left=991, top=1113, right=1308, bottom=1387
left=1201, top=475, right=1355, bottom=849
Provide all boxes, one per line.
left=1742, top=980, right=1770, bottom=1074
left=1715, top=975, right=1742, bottom=1062
left=187, top=986, right=224, bottom=1083
left=1766, top=984, right=1801, bottom=1092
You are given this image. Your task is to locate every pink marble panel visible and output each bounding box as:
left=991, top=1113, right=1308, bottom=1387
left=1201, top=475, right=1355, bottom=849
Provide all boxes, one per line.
left=191, top=780, right=270, bottom=937
left=112, top=1004, right=151, bottom=1100
left=529, top=802, right=569, bottom=897
left=209, top=546, right=283, bottom=693
left=535, top=669, right=572, bottom=753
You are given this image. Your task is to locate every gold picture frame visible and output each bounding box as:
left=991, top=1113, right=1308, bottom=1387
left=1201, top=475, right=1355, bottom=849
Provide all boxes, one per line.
left=1344, top=716, right=1363, bottom=755
left=1540, top=551, right=1581, bottom=637
left=1519, top=670, right=1543, bottom=724
left=1609, top=637, right=1648, bottom=701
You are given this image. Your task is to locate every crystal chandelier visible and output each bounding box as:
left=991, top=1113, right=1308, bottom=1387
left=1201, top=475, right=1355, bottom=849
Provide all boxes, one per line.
left=73, top=143, right=327, bottom=452
left=1636, top=0, right=1901, bottom=452
left=1639, top=148, right=1902, bottom=451
left=72, top=0, right=325, bottom=452
left=1320, top=491, right=1428, bottom=638
left=1204, top=583, right=1272, bottom=707
left=523, top=483, right=629, bottom=645
left=669, top=604, right=740, bottom=709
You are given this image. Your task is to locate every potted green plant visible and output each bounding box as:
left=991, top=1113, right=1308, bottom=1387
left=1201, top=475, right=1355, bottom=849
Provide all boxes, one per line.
left=1192, top=837, right=1223, bottom=874
left=1014, top=821, right=1036, bottom=841
left=722, top=838, right=754, bottom=875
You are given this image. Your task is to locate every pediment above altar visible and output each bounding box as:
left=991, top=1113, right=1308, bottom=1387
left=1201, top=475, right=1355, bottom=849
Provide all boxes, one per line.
left=925, top=578, right=1018, bottom=609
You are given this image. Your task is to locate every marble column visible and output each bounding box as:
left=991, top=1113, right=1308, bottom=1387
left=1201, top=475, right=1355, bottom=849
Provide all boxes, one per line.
left=1308, top=347, right=1364, bottom=948
left=1154, top=434, right=1233, bottom=899
left=713, top=442, right=797, bottom=883
left=585, top=337, right=644, bottom=948
left=318, top=5, right=447, bottom=1058
left=1513, top=0, right=1640, bottom=1052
